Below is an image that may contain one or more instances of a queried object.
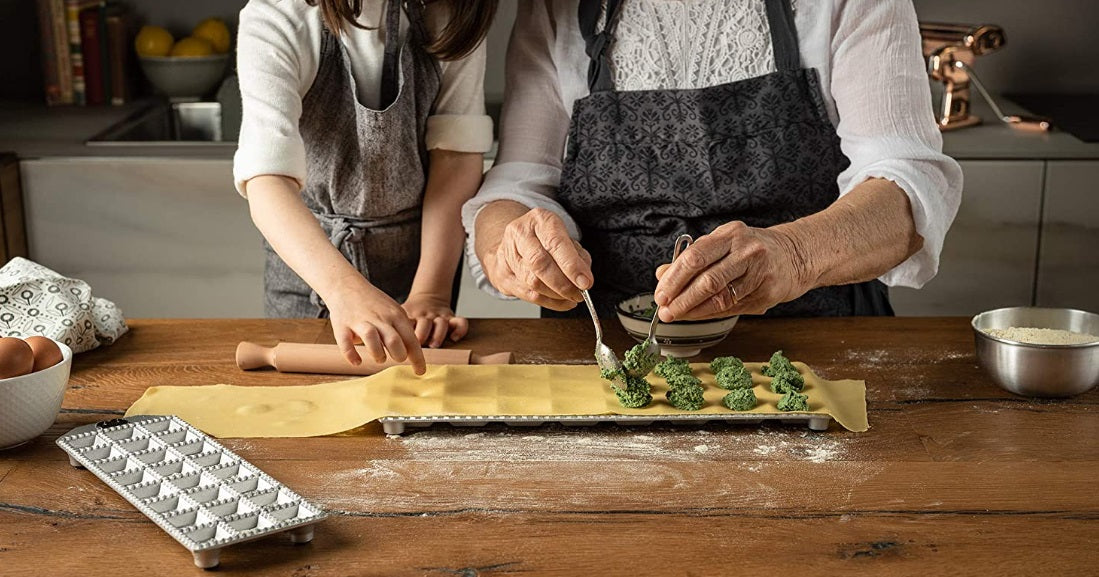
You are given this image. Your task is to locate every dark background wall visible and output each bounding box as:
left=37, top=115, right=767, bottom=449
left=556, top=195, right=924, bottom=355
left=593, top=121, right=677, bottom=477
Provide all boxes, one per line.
left=2, top=0, right=1097, bottom=103
left=0, top=0, right=247, bottom=102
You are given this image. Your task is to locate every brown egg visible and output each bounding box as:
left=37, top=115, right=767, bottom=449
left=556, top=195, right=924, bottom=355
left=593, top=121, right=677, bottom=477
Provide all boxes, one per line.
left=25, top=336, right=63, bottom=373
left=0, top=337, right=34, bottom=379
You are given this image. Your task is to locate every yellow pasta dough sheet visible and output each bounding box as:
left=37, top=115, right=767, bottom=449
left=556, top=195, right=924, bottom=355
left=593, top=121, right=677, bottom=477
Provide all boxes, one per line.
left=125, top=363, right=868, bottom=438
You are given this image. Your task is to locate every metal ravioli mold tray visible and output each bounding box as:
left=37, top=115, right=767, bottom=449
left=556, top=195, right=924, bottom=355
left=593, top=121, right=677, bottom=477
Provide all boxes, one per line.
left=56, top=415, right=326, bottom=569
left=379, top=413, right=831, bottom=435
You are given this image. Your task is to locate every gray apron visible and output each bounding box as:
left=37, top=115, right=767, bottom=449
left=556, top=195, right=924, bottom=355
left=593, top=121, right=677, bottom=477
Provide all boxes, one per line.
left=264, top=0, right=441, bottom=318
left=554, top=0, right=893, bottom=318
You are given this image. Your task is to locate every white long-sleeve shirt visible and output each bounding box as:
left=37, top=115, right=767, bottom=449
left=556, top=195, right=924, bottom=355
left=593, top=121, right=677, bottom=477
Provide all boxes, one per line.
left=233, top=0, right=494, bottom=195
left=463, top=0, right=963, bottom=298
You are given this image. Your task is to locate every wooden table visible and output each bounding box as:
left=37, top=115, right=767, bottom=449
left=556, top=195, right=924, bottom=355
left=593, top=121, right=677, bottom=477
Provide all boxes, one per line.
left=1, top=318, right=1095, bottom=576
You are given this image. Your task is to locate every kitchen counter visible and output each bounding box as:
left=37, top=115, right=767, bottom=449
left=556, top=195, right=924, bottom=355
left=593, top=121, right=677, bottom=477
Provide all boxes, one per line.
left=1, top=317, right=1094, bottom=575
left=0, top=100, right=234, bottom=160
left=2, top=95, right=1098, bottom=161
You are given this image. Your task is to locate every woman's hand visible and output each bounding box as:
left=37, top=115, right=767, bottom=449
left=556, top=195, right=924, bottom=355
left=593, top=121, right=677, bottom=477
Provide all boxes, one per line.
left=653, top=222, right=811, bottom=321
left=402, top=293, right=469, bottom=348
left=479, top=206, right=594, bottom=311
left=324, top=275, right=427, bottom=375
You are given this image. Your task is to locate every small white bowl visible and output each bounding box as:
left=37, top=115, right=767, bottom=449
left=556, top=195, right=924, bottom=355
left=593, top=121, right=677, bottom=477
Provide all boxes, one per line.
left=0, top=340, right=72, bottom=450
left=139, top=54, right=229, bottom=99
left=617, top=293, right=739, bottom=358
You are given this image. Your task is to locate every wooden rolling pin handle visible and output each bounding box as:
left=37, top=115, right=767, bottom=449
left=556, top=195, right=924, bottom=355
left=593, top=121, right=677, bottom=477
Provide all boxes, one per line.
left=235, top=341, right=275, bottom=371
left=236, top=342, right=512, bottom=375
left=473, top=352, right=514, bottom=365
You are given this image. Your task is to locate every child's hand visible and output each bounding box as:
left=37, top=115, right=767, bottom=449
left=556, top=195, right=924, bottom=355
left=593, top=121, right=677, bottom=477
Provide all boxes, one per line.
left=402, top=293, right=469, bottom=348
left=326, top=277, right=427, bottom=375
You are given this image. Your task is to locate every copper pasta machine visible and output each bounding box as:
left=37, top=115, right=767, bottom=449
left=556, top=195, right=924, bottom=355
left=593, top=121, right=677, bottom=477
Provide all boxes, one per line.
left=920, top=22, right=1051, bottom=132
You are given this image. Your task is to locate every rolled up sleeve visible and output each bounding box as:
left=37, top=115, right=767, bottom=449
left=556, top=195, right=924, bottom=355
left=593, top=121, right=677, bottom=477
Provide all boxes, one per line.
left=830, top=0, right=964, bottom=288
left=462, top=0, right=581, bottom=298
left=233, top=1, right=312, bottom=196
left=428, top=34, right=494, bottom=153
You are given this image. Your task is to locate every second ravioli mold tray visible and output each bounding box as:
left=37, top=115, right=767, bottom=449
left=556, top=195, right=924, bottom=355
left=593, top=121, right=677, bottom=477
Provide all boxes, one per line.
left=56, top=414, right=326, bottom=569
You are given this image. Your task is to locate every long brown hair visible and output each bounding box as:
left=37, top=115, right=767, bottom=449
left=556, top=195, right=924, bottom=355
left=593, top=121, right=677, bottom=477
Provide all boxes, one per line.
left=305, top=0, right=498, bottom=61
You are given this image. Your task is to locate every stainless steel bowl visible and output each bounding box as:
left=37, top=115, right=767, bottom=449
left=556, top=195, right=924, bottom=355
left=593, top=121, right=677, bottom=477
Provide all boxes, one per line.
left=972, top=307, right=1099, bottom=397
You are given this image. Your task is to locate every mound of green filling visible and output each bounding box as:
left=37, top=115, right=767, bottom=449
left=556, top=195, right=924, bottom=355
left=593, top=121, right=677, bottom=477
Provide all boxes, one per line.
left=666, top=383, right=705, bottom=411
left=623, top=339, right=661, bottom=377
left=777, top=391, right=809, bottom=412
left=761, top=350, right=797, bottom=377
left=654, top=356, right=691, bottom=378
left=599, top=366, right=623, bottom=382
left=710, top=356, right=744, bottom=374
left=665, top=372, right=702, bottom=388
left=769, top=370, right=805, bottom=394
left=722, top=388, right=757, bottom=411
left=715, top=365, right=753, bottom=390
left=611, top=374, right=653, bottom=408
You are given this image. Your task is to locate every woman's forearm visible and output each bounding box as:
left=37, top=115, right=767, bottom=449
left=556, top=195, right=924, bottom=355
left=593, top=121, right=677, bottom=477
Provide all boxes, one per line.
left=408, top=150, right=486, bottom=299
left=245, top=175, right=365, bottom=301
left=773, top=178, right=924, bottom=291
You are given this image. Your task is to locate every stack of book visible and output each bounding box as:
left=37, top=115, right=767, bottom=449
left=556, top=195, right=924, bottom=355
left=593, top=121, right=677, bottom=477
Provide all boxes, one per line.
left=37, top=0, right=133, bottom=106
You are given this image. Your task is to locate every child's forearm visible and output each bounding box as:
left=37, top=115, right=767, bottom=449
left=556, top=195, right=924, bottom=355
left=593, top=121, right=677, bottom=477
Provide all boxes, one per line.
left=245, top=175, right=366, bottom=301
left=408, top=150, right=485, bottom=299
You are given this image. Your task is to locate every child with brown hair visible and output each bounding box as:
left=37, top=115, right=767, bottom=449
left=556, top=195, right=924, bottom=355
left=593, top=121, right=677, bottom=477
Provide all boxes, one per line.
left=235, top=0, right=497, bottom=373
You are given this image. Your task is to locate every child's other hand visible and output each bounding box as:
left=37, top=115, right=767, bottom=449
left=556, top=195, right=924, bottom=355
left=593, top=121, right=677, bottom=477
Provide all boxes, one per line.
left=326, top=277, right=427, bottom=375
left=401, top=293, right=469, bottom=348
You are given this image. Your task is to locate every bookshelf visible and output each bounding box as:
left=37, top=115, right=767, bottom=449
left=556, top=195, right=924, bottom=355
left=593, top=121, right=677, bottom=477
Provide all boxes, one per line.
left=2, top=0, right=245, bottom=106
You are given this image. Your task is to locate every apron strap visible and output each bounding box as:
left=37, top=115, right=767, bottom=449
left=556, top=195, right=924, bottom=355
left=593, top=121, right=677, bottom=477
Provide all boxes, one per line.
left=763, top=0, right=802, bottom=71
left=578, top=0, right=626, bottom=92
left=378, top=0, right=404, bottom=109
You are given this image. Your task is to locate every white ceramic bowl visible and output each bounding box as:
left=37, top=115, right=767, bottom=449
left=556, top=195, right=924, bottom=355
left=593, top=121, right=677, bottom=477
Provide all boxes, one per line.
left=617, top=293, right=739, bottom=358
left=0, top=340, right=72, bottom=450
left=139, top=54, right=229, bottom=99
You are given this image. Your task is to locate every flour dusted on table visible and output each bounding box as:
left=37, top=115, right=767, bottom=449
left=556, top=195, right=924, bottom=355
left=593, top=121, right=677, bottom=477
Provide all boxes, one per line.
left=983, top=327, right=1099, bottom=345
left=0, top=257, right=128, bottom=353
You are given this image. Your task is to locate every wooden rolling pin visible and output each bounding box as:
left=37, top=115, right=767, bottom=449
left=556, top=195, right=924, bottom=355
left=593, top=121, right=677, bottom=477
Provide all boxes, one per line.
left=236, top=341, right=514, bottom=375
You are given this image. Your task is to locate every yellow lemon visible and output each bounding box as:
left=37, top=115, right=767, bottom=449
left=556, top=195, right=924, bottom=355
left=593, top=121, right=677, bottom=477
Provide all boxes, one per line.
left=134, top=25, right=174, bottom=57
left=169, top=36, right=216, bottom=58
left=192, top=18, right=231, bottom=54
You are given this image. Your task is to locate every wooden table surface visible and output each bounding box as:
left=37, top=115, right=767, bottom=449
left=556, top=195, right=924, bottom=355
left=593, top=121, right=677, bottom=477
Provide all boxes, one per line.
left=1, top=317, right=1095, bottom=576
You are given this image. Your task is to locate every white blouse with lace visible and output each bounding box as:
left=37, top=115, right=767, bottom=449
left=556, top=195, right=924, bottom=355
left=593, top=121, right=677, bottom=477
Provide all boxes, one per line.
left=463, top=0, right=963, bottom=298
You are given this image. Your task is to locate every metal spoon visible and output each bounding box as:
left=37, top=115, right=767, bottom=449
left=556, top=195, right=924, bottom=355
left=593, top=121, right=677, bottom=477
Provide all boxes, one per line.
left=642, top=234, right=694, bottom=358
left=583, top=289, right=623, bottom=377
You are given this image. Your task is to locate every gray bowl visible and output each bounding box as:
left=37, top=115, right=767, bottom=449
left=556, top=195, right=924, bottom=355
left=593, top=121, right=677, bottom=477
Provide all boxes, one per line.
left=972, top=307, right=1099, bottom=397
left=139, top=55, right=229, bottom=99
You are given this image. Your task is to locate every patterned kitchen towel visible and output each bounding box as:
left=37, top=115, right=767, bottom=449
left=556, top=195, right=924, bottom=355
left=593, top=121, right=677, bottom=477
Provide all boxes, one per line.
left=0, top=257, right=128, bottom=353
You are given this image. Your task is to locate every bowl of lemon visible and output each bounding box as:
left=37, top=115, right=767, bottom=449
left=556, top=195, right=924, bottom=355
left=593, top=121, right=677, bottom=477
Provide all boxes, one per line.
left=135, top=18, right=232, bottom=99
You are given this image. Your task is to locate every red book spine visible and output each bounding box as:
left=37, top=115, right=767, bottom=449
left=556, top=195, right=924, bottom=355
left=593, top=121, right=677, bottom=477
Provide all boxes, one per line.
left=79, top=6, right=104, bottom=105
left=105, top=8, right=130, bottom=105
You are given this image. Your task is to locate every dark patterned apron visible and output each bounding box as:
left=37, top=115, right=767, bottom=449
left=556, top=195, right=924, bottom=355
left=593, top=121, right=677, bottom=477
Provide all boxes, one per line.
left=264, top=0, right=441, bottom=317
left=554, top=0, right=893, bottom=319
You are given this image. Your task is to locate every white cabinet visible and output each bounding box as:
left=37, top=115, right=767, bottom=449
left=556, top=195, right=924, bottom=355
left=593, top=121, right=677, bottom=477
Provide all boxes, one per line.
left=19, top=157, right=538, bottom=319
left=20, top=158, right=264, bottom=317
left=890, top=160, right=1044, bottom=316
left=1037, top=161, right=1099, bottom=312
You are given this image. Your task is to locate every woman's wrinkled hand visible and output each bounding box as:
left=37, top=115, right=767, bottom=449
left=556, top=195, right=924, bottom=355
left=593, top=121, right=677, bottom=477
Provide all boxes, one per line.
left=325, top=275, right=427, bottom=375
left=482, top=208, right=594, bottom=311
left=401, top=293, right=469, bottom=348
left=653, top=221, right=811, bottom=321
